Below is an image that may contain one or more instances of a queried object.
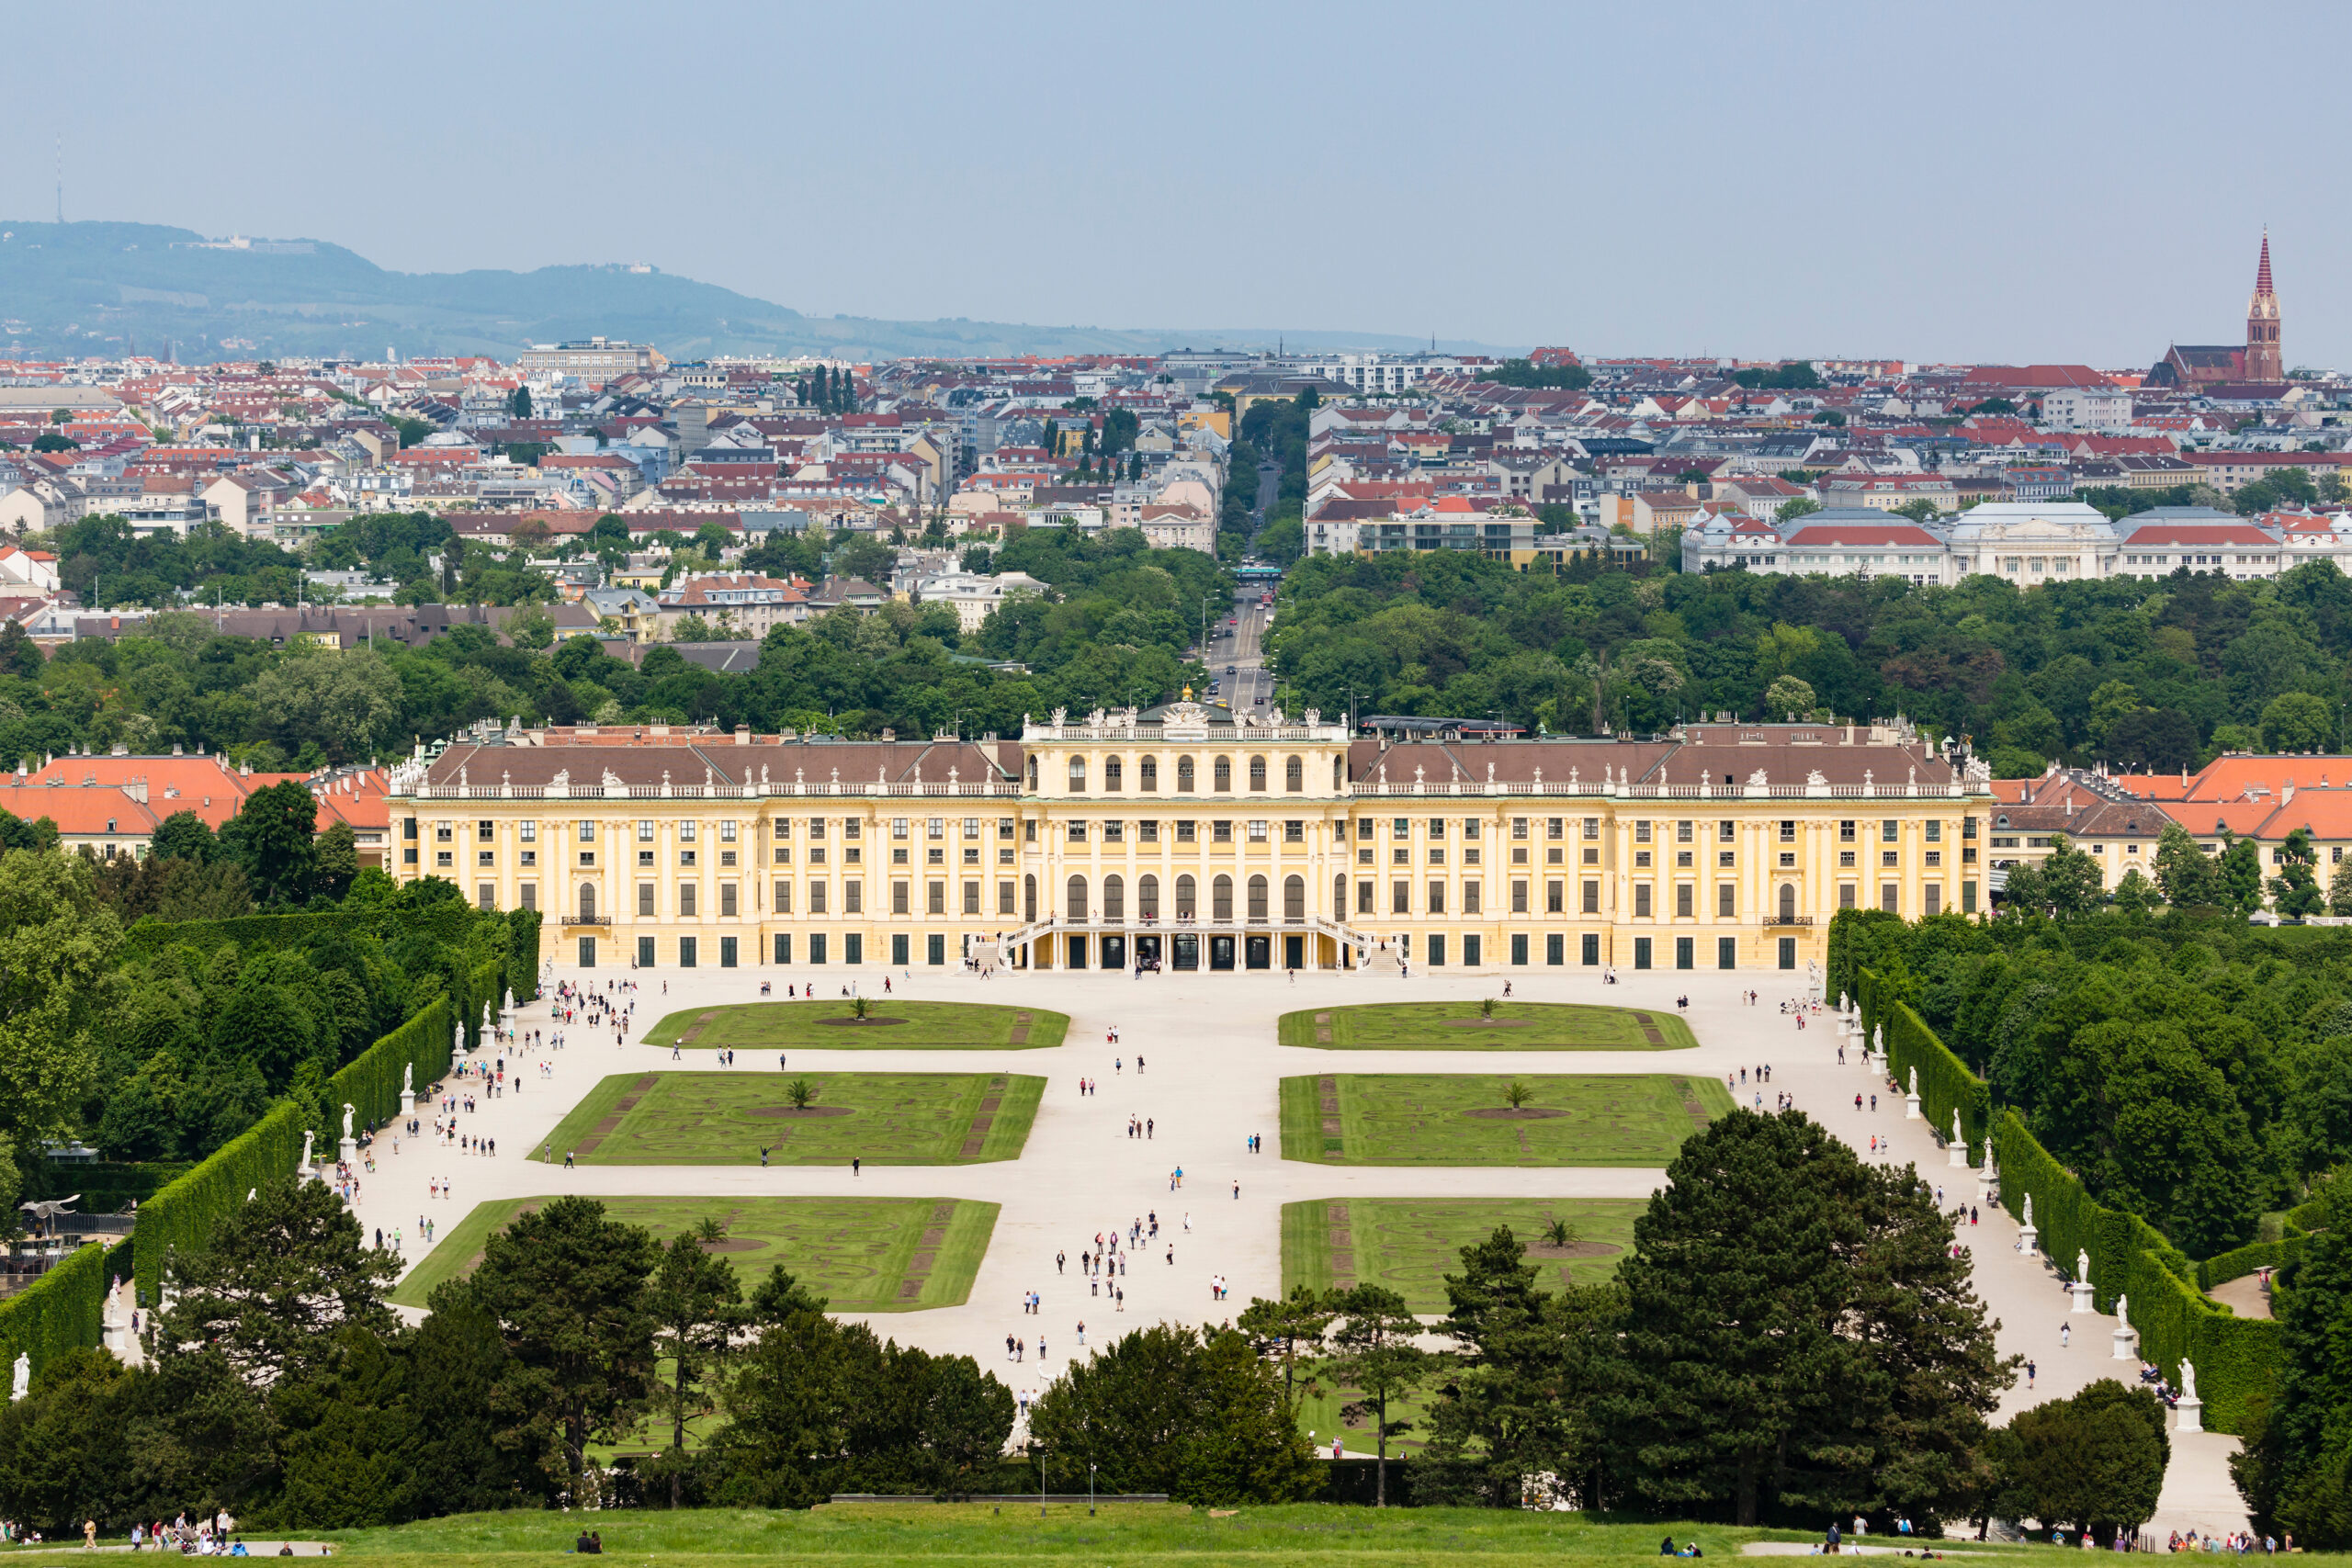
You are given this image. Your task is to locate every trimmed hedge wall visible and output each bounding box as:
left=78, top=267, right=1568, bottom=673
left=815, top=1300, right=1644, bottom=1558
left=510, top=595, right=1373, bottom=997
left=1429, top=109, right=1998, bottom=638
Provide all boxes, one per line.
left=0, top=1241, right=109, bottom=1378
left=120, top=901, right=477, bottom=962
left=134, top=987, right=458, bottom=1305
left=132, top=1097, right=306, bottom=1308
left=121, top=908, right=377, bottom=960
left=1993, top=1107, right=2280, bottom=1434
left=2199, top=1235, right=2309, bottom=1291
left=1826, top=908, right=1906, bottom=1010
left=1844, top=965, right=2286, bottom=1434
left=327, top=995, right=454, bottom=1137
left=509, top=909, right=542, bottom=1003
left=1857, top=969, right=1993, bottom=1164
left=21, top=1160, right=192, bottom=1212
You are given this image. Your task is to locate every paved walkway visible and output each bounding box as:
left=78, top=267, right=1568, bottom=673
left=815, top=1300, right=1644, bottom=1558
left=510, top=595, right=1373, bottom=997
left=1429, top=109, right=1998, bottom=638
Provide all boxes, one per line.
left=353, top=962, right=2245, bottom=1535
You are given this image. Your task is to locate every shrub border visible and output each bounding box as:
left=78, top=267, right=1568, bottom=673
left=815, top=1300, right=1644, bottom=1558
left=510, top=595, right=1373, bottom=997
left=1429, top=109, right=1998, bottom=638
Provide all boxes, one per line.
left=0, top=1241, right=107, bottom=1380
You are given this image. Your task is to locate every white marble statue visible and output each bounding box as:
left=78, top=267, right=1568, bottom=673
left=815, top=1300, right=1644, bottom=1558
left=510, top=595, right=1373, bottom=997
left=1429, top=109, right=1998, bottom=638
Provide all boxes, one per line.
left=2181, top=1359, right=2198, bottom=1400
left=1951, top=1110, right=1965, bottom=1147
left=1908, top=1066, right=1919, bottom=1097
left=341, top=1102, right=356, bottom=1140
left=300, top=1129, right=315, bottom=1172
left=2116, top=1293, right=2130, bottom=1333
left=9, top=1353, right=27, bottom=1402
left=2023, top=1194, right=2034, bottom=1227
left=2076, top=1248, right=2091, bottom=1283
left=403, top=1062, right=413, bottom=1095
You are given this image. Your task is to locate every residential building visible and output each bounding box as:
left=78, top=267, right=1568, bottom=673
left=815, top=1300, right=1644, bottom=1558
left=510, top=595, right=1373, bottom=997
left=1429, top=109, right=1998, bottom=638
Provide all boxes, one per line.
left=653, top=573, right=808, bottom=641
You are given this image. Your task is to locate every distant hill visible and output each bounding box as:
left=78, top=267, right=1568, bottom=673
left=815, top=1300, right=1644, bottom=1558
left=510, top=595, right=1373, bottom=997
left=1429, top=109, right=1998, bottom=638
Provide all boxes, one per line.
left=0, top=220, right=1507, bottom=364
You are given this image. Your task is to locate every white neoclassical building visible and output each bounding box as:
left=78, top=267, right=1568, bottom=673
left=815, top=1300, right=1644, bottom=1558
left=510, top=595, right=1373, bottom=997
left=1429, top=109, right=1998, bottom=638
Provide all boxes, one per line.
left=1941, top=502, right=2120, bottom=585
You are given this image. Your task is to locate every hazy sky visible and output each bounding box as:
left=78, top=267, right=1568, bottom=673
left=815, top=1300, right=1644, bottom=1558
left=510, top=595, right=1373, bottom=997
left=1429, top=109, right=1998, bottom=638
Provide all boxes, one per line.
left=10, top=1, right=2348, bottom=367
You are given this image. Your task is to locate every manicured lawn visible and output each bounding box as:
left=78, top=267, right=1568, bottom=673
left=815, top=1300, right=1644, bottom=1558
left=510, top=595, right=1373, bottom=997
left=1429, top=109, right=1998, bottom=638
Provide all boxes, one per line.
left=322, top=1504, right=1902, bottom=1564
left=1282, top=1196, right=1646, bottom=1314
left=538, top=1072, right=1045, bottom=1166
left=1279, top=1002, right=1696, bottom=1052
left=1278, top=1073, right=1733, bottom=1166
left=643, top=999, right=1067, bottom=1052
left=389, top=1195, right=998, bottom=1313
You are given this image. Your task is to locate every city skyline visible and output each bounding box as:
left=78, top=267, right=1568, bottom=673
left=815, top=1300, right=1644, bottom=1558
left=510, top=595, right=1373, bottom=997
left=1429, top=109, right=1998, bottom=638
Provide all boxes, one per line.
left=6, top=0, right=2350, bottom=367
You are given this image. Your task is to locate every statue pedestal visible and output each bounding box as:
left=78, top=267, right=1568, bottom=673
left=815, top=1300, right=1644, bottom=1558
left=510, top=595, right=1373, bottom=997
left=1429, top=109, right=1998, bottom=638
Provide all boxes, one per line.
left=399, top=1091, right=415, bottom=1120
left=2112, top=1325, right=2139, bottom=1361
left=2017, top=1223, right=2039, bottom=1258
left=2071, top=1280, right=2097, bottom=1314
left=2175, top=1397, right=2203, bottom=1434
left=1949, top=1141, right=1971, bottom=1168
left=339, top=1134, right=359, bottom=1169
left=1905, top=1089, right=1923, bottom=1121
left=1868, top=1050, right=1887, bottom=1076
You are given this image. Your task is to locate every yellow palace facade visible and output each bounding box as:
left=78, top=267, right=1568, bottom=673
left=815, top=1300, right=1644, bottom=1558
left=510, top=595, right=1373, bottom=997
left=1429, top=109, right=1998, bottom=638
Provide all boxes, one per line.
left=386, top=707, right=1995, bottom=977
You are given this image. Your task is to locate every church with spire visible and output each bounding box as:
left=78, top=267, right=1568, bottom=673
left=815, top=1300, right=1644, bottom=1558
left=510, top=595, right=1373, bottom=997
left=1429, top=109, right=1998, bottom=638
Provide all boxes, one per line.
left=2148, top=231, right=2288, bottom=390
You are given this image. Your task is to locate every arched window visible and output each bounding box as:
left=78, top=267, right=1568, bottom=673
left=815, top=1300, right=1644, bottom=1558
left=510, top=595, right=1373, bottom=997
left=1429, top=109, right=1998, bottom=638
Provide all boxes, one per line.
left=1068, top=757, right=1086, bottom=792
left=1249, top=756, right=1268, bottom=792
left=1103, top=874, right=1125, bottom=920
left=1138, top=874, right=1159, bottom=919
left=1068, top=874, right=1089, bottom=919
left=1285, top=755, right=1304, bottom=793
left=1105, top=757, right=1124, bottom=792
left=1139, top=756, right=1159, bottom=792
left=1026, top=757, right=1039, bottom=790
left=1334, top=873, right=1348, bottom=916
left=1283, top=874, right=1306, bottom=921
left=1175, top=874, right=1196, bottom=919
left=1023, top=874, right=1037, bottom=921
left=1779, top=883, right=1797, bottom=920
left=1248, top=874, right=1269, bottom=920
left=579, top=883, right=597, bottom=920
left=1214, top=756, right=1233, bottom=793
left=1333, top=757, right=1345, bottom=790
left=1212, top=874, right=1234, bottom=921
left=1176, top=756, right=1196, bottom=793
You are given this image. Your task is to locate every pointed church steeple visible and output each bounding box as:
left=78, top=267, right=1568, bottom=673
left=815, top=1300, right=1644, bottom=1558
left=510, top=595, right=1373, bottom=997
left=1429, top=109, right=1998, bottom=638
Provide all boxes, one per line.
left=2246, top=229, right=2282, bottom=383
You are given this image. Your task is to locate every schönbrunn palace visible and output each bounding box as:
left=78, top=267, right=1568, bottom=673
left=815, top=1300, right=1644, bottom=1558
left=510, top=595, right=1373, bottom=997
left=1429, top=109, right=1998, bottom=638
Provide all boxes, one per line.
left=386, top=701, right=1996, bottom=976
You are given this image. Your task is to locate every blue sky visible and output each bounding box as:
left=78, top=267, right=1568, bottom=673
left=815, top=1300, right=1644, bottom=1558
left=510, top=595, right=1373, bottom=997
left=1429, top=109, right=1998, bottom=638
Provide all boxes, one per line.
left=7, top=0, right=2347, bottom=367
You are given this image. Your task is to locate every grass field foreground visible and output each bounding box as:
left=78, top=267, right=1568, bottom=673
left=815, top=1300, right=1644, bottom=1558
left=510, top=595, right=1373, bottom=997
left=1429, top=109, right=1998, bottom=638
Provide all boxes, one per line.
left=318, top=1503, right=1988, bottom=1564
left=1280, top=1002, right=1697, bottom=1052
left=539, top=1071, right=1045, bottom=1166
left=1279, top=1073, right=1734, bottom=1167
left=390, top=1196, right=998, bottom=1312
left=645, top=1000, right=1068, bottom=1052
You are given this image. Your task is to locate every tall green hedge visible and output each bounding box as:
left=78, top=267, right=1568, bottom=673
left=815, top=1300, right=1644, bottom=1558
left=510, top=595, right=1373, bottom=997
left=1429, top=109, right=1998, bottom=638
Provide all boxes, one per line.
left=1826, top=908, right=1907, bottom=1009
left=132, top=1097, right=307, bottom=1307
left=1993, top=1108, right=2280, bottom=1433
left=120, top=901, right=477, bottom=963
left=508, top=909, right=542, bottom=1002
left=1857, top=969, right=1993, bottom=1163
left=120, top=908, right=379, bottom=961
left=2199, top=1235, right=2309, bottom=1290
left=326, top=995, right=453, bottom=1136
left=134, top=988, right=456, bottom=1305
left=0, top=1242, right=110, bottom=1378
left=20, top=1160, right=192, bottom=1212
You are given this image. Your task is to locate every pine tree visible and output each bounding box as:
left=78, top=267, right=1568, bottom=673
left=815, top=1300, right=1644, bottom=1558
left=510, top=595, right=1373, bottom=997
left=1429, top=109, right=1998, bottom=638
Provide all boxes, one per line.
left=1326, top=1283, right=1430, bottom=1506
left=1594, top=1110, right=2011, bottom=1525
